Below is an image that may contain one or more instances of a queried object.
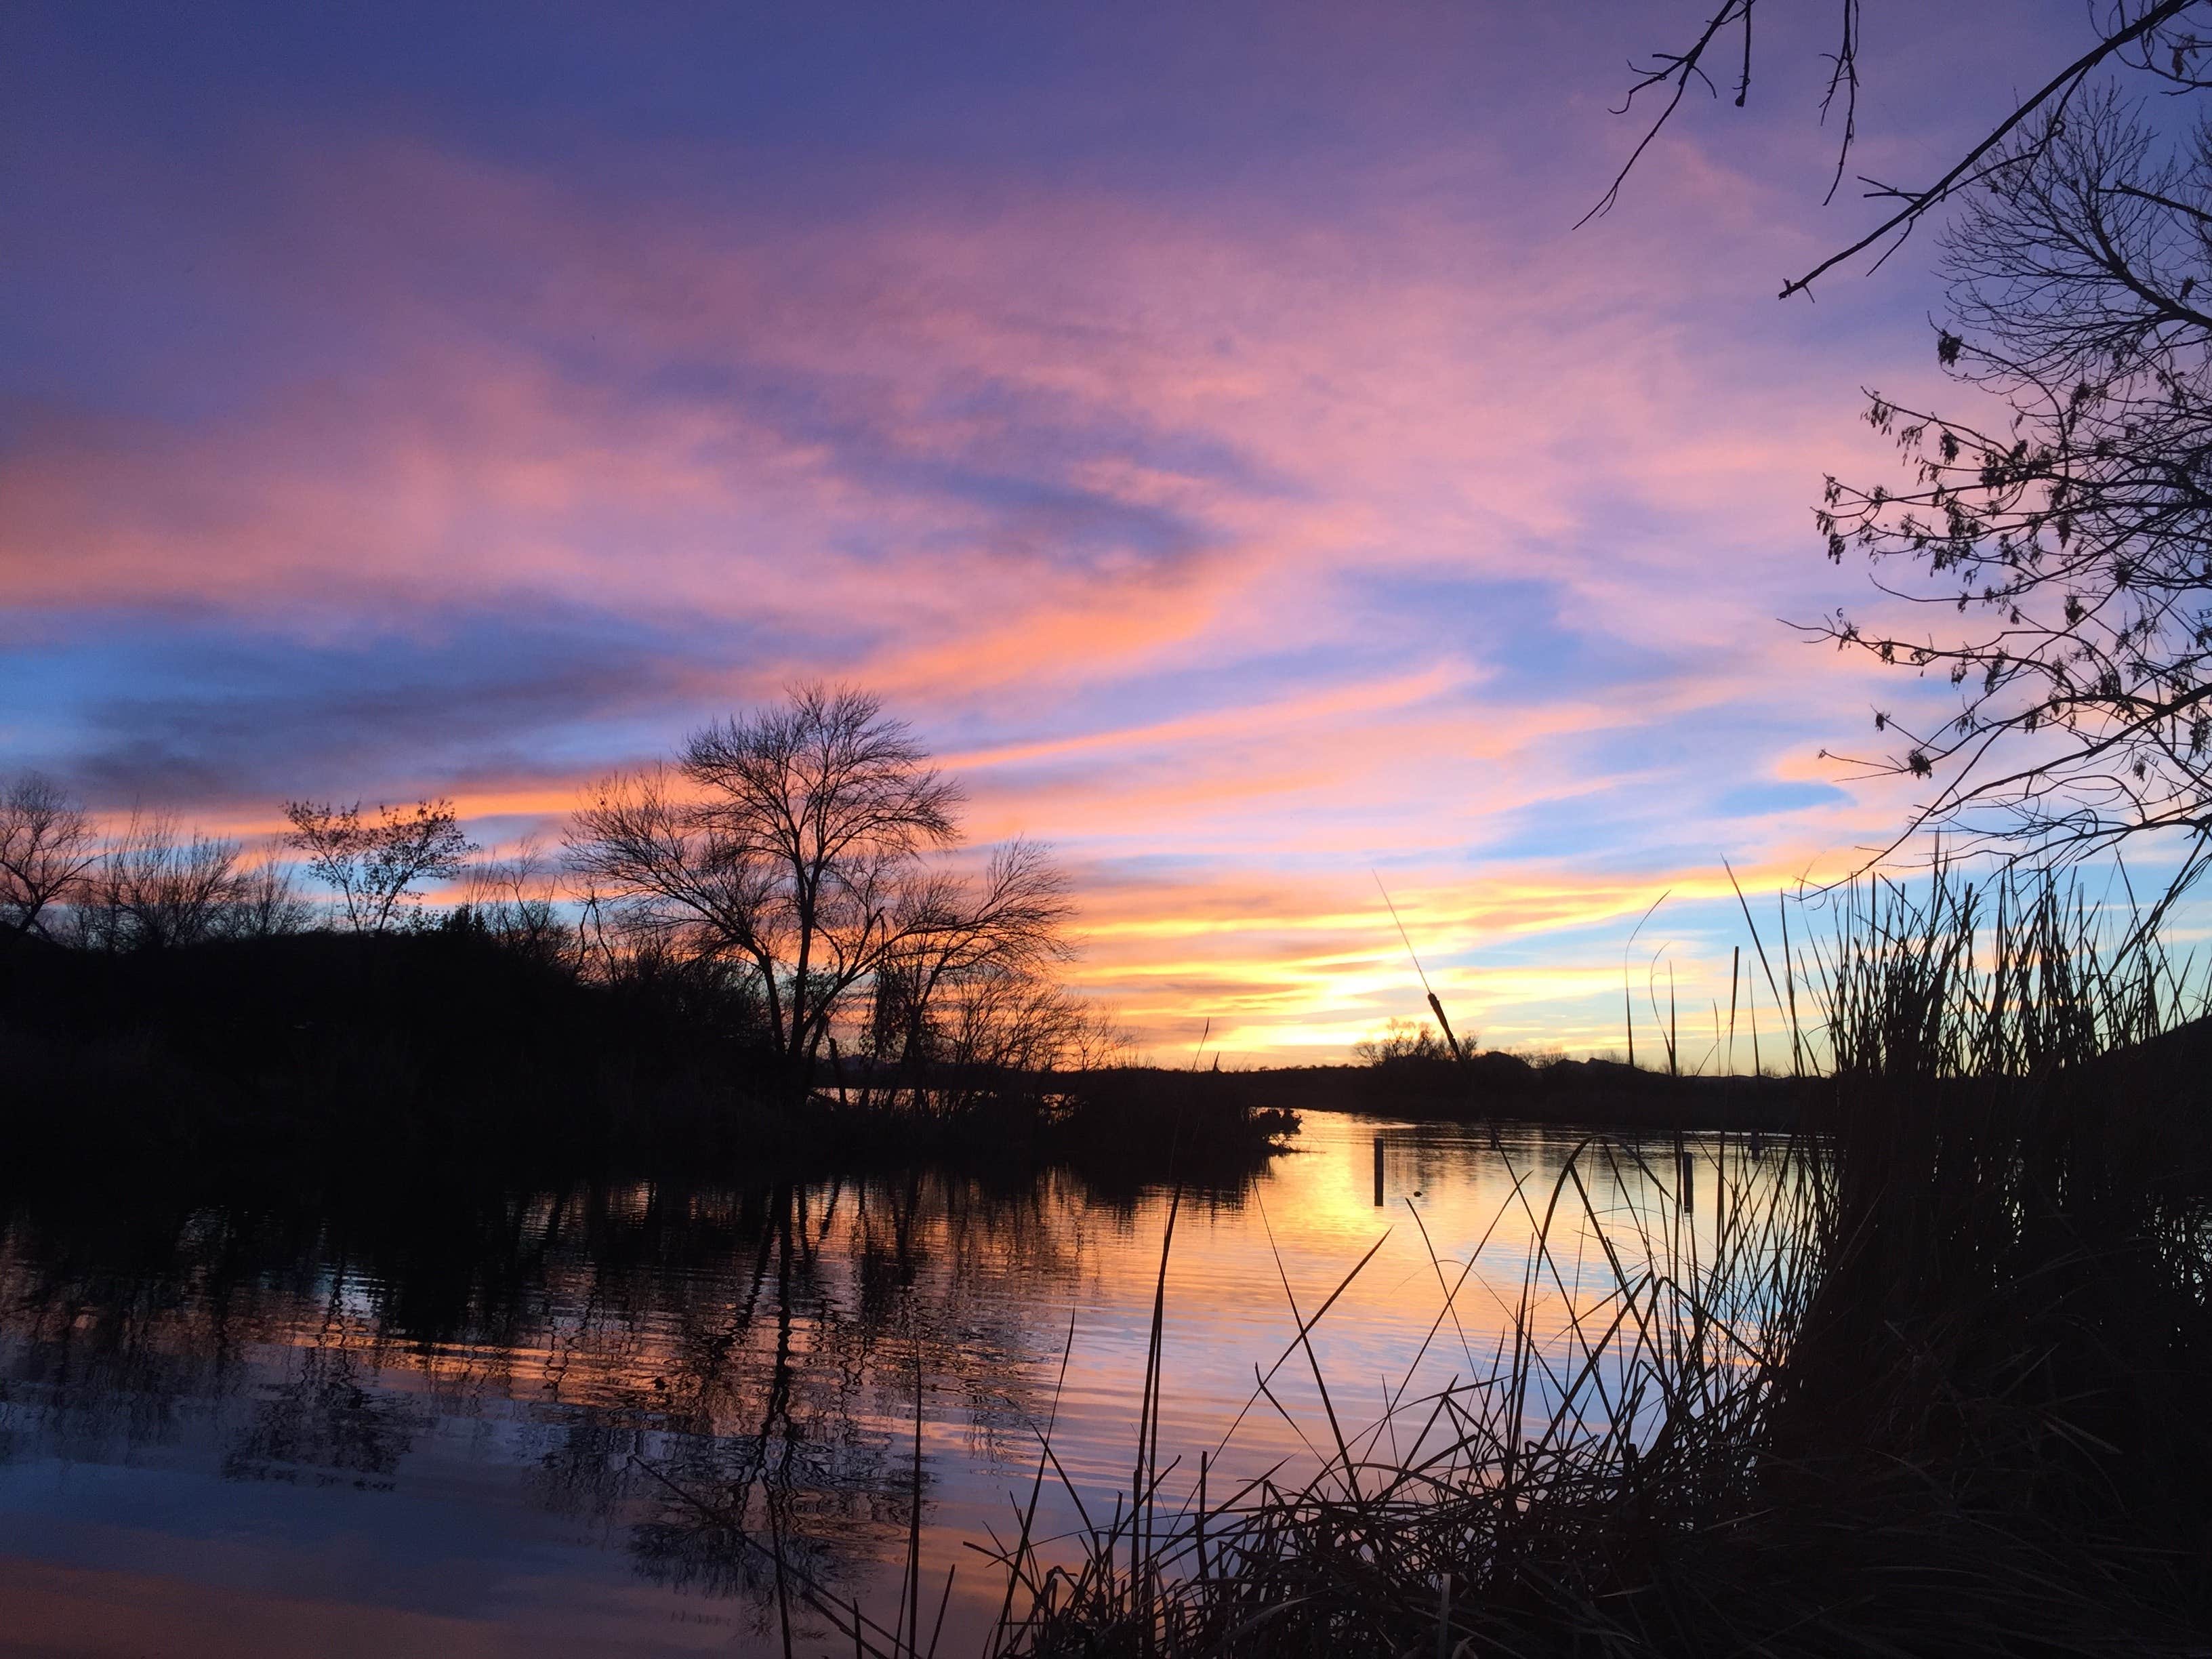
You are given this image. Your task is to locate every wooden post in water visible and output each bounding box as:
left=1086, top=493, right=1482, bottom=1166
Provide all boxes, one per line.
left=1373, top=1135, right=1385, bottom=1207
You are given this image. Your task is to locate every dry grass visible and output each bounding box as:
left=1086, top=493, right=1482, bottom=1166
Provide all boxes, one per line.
left=705, top=865, right=2212, bottom=1658
left=970, top=865, right=2212, bottom=1658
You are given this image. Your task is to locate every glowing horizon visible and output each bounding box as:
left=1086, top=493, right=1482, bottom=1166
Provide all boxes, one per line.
left=3, top=2, right=2104, bottom=1058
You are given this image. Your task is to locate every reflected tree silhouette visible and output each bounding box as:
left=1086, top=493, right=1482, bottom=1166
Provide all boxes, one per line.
left=0, top=1162, right=1153, bottom=1618
left=222, top=1338, right=427, bottom=1489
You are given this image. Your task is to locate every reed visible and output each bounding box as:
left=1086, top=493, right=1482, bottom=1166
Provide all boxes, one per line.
left=1805, top=858, right=2204, bottom=1080
left=979, top=1131, right=1832, bottom=1657
left=966, top=862, right=2212, bottom=1658
left=672, top=863, right=2210, bottom=1657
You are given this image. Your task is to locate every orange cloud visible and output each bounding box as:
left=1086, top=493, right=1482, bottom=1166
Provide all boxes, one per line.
left=6, top=135, right=1972, bottom=1057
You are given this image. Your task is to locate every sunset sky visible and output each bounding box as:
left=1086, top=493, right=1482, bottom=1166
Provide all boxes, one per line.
left=3, top=2, right=2108, bottom=1059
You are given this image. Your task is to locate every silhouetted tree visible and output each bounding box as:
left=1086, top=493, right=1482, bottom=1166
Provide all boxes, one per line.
left=226, top=849, right=314, bottom=939
left=0, top=772, right=95, bottom=940
left=1605, top=2, right=2212, bottom=298
left=72, top=815, right=310, bottom=950
left=448, top=839, right=575, bottom=968
left=569, top=684, right=1075, bottom=1103
left=1807, top=96, right=2212, bottom=872
left=869, top=838, right=1073, bottom=1084
left=1353, top=1017, right=1454, bottom=1067
left=76, top=812, right=243, bottom=950
left=1603, top=7, right=2212, bottom=874
left=946, top=970, right=1082, bottom=1072
left=283, top=798, right=476, bottom=932
left=1065, top=1005, right=1140, bottom=1072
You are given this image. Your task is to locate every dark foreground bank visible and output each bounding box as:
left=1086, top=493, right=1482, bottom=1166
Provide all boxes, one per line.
left=0, top=930, right=1292, bottom=1183
left=1136, top=1050, right=1817, bottom=1132
left=0, top=925, right=1817, bottom=1200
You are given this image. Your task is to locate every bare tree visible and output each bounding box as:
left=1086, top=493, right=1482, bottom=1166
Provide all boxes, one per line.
left=569, top=685, right=1080, bottom=1105
left=869, top=839, right=1074, bottom=1082
left=679, top=691, right=964, bottom=1076
left=1065, top=1005, right=1139, bottom=1073
left=1809, top=96, right=2212, bottom=873
left=283, top=798, right=476, bottom=932
left=72, top=818, right=312, bottom=950
left=76, top=812, right=242, bottom=950
left=1603, top=2, right=2212, bottom=298
left=939, top=967, right=1084, bottom=1080
left=1596, top=8, right=2212, bottom=876
left=1353, top=1017, right=1454, bottom=1067
left=226, top=847, right=313, bottom=939
left=452, top=839, right=574, bottom=968
left=0, top=773, right=96, bottom=941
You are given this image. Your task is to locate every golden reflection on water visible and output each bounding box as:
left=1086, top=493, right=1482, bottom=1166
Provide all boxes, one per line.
left=0, top=1116, right=1802, bottom=1658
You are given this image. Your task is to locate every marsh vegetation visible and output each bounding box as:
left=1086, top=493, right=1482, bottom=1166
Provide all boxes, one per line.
left=972, top=869, right=2212, bottom=1659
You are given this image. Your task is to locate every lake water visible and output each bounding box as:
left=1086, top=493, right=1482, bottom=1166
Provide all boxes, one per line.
left=0, top=1115, right=1797, bottom=1658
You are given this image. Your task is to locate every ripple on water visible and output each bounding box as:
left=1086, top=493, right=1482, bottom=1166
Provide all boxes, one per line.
left=0, top=1113, right=1803, bottom=1658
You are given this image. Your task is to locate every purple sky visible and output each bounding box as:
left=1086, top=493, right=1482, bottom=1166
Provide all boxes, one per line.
left=1, top=2, right=2110, bottom=1057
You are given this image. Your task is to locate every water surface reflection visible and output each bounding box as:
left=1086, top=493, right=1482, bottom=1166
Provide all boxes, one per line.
left=0, top=1118, right=1790, bottom=1657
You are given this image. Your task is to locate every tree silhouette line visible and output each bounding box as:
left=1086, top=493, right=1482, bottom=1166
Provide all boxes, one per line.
left=1, top=684, right=1131, bottom=1109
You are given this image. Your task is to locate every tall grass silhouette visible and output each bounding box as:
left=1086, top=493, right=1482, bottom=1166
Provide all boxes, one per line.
left=637, top=863, right=2209, bottom=1656
left=962, top=863, right=2212, bottom=1658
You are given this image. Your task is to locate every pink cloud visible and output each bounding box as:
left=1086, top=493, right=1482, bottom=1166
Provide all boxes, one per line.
left=5, top=129, right=1986, bottom=1055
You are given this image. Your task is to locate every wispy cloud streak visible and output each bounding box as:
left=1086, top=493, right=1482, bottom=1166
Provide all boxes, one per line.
left=1, top=1, right=2086, bottom=1052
